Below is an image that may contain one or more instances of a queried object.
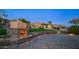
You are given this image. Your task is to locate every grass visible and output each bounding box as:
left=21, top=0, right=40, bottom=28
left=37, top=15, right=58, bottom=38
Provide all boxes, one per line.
left=28, top=28, right=56, bottom=32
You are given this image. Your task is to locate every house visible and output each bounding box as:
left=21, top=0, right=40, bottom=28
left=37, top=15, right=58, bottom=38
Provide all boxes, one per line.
left=31, top=22, right=53, bottom=29
left=43, top=24, right=53, bottom=29
left=0, top=17, right=9, bottom=28
left=9, top=20, right=28, bottom=39
left=31, top=22, right=44, bottom=28
left=53, top=24, right=67, bottom=31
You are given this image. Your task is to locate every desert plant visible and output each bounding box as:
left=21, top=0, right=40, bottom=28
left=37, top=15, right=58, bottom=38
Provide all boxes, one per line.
left=67, top=25, right=79, bottom=35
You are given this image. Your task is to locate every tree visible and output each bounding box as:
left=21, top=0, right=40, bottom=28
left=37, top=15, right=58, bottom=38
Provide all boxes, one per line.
left=69, top=19, right=79, bottom=26
left=67, top=25, right=79, bottom=35
left=0, top=10, right=8, bottom=19
left=48, top=21, right=52, bottom=25
left=0, top=9, right=9, bottom=25
left=68, top=18, right=79, bottom=35
left=19, top=18, right=29, bottom=23
left=19, top=18, right=31, bottom=29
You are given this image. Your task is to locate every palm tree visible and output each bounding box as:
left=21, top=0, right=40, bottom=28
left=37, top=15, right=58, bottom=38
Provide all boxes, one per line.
left=69, top=19, right=79, bottom=26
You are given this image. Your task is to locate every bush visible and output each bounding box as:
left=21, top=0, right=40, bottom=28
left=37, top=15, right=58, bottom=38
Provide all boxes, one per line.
left=0, top=28, right=7, bottom=36
left=67, top=25, right=79, bottom=35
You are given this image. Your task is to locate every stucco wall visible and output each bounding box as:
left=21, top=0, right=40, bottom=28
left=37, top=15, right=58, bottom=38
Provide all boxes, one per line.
left=10, top=21, right=18, bottom=28
left=10, top=20, right=28, bottom=29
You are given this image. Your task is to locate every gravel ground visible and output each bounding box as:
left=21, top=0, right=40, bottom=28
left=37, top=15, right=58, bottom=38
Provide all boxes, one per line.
left=7, top=34, right=79, bottom=49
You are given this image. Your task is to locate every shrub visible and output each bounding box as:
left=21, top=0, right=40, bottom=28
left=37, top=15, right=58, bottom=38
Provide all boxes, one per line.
left=67, top=25, right=79, bottom=35
left=0, top=28, right=7, bottom=36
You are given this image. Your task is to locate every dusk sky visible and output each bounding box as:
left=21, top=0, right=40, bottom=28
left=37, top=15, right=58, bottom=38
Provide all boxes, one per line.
left=3, top=9, right=79, bottom=26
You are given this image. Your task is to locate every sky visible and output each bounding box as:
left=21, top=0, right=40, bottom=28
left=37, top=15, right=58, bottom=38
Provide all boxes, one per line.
left=1, top=9, right=79, bottom=26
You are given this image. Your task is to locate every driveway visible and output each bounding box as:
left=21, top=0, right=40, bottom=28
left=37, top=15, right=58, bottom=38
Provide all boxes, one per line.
left=7, top=34, right=79, bottom=49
